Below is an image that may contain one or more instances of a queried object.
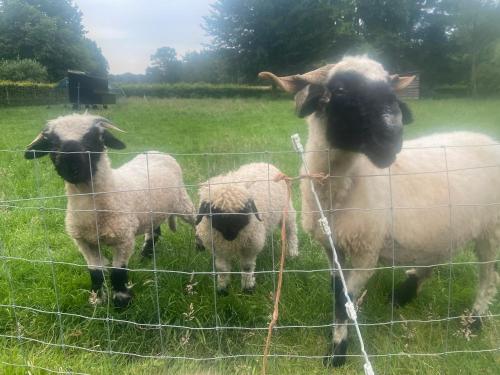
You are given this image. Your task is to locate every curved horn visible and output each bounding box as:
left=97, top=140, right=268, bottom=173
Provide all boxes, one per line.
left=247, top=199, right=262, bottom=222
left=389, top=74, right=416, bottom=92
left=25, top=132, right=51, bottom=159
left=258, top=64, right=335, bottom=94
left=26, top=132, right=45, bottom=149
left=196, top=202, right=211, bottom=225
left=94, top=117, right=126, bottom=133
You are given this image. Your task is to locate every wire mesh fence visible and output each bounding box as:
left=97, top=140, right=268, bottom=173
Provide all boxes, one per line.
left=0, top=140, right=499, bottom=374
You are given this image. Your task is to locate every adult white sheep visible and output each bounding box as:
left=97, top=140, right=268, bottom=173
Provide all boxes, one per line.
left=260, top=56, right=500, bottom=366
left=195, top=163, right=299, bottom=294
left=25, top=113, right=196, bottom=308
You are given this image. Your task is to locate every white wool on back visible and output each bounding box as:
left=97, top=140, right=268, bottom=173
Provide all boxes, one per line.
left=197, top=162, right=297, bottom=256
left=196, top=162, right=298, bottom=291
left=302, top=119, right=500, bottom=268
left=66, top=151, right=195, bottom=246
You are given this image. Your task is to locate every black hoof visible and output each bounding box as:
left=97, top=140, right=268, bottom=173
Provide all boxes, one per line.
left=392, top=275, right=418, bottom=307
left=141, top=240, right=155, bottom=258
left=217, top=287, right=229, bottom=296
left=140, top=247, right=152, bottom=258
left=141, top=228, right=161, bottom=258
left=323, top=340, right=348, bottom=367
left=195, top=235, right=205, bottom=251
left=242, top=286, right=255, bottom=294
left=113, top=290, right=133, bottom=309
left=470, top=316, right=483, bottom=331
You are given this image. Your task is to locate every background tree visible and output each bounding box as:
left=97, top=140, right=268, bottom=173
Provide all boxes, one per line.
left=202, top=0, right=500, bottom=95
left=354, top=0, right=424, bottom=70
left=204, top=0, right=356, bottom=82
left=181, top=50, right=227, bottom=83
left=146, top=47, right=183, bottom=83
left=408, top=1, right=457, bottom=89
left=0, top=58, right=48, bottom=81
left=0, top=0, right=108, bottom=81
left=476, top=40, right=500, bottom=95
left=446, top=0, right=500, bottom=96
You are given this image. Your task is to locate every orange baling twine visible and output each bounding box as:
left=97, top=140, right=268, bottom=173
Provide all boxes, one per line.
left=261, top=172, right=329, bottom=375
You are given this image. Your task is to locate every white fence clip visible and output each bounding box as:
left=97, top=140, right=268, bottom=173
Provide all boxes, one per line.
left=364, top=362, right=375, bottom=375
left=291, top=133, right=304, bottom=153
left=345, top=301, right=357, bottom=321
left=318, top=217, right=331, bottom=236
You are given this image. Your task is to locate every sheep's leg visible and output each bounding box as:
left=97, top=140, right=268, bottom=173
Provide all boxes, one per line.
left=168, top=215, right=177, bottom=232
left=325, top=255, right=377, bottom=368
left=111, top=239, right=135, bottom=308
left=285, top=205, right=299, bottom=258
left=240, top=253, right=257, bottom=293
left=178, top=189, right=196, bottom=226
left=74, top=239, right=109, bottom=305
left=393, top=267, right=433, bottom=307
left=215, top=255, right=231, bottom=295
left=471, top=235, right=499, bottom=329
left=195, top=234, right=205, bottom=251
left=141, top=226, right=161, bottom=258
left=325, top=275, right=350, bottom=367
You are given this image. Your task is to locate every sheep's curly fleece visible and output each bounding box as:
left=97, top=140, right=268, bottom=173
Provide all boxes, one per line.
left=196, top=162, right=298, bottom=291
left=302, top=120, right=500, bottom=316
left=66, top=151, right=195, bottom=259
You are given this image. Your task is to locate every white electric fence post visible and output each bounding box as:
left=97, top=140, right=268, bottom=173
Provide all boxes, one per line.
left=290, top=133, right=375, bottom=375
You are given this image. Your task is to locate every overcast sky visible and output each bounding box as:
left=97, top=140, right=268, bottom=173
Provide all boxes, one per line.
left=75, top=0, right=213, bottom=74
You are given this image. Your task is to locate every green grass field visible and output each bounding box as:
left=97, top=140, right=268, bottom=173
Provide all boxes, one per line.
left=0, top=97, right=499, bottom=374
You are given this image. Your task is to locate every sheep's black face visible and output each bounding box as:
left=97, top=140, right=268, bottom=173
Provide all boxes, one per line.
left=25, top=122, right=126, bottom=185
left=50, top=128, right=104, bottom=184
left=211, top=208, right=251, bottom=241
left=324, top=71, right=412, bottom=168
left=196, top=200, right=262, bottom=241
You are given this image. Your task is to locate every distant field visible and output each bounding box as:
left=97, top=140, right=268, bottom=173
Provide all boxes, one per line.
left=0, top=97, right=499, bottom=374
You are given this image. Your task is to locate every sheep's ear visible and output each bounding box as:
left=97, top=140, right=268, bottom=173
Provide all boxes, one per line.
left=295, top=84, right=326, bottom=118
left=390, top=75, right=416, bottom=92
left=196, top=202, right=211, bottom=225
left=103, top=130, right=126, bottom=149
left=25, top=133, right=51, bottom=159
left=398, top=100, right=413, bottom=125
left=246, top=199, right=262, bottom=221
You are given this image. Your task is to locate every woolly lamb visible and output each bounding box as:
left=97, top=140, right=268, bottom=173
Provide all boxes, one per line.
left=260, top=56, right=500, bottom=366
left=195, top=163, right=298, bottom=294
left=25, top=114, right=196, bottom=307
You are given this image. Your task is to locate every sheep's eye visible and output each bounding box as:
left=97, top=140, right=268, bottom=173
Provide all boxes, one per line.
left=330, top=86, right=346, bottom=96
left=43, top=133, right=58, bottom=148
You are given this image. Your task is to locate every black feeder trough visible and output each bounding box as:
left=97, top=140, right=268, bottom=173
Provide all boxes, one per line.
left=68, top=70, right=116, bottom=110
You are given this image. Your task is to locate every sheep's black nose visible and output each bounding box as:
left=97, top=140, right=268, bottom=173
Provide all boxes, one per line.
left=54, top=141, right=91, bottom=183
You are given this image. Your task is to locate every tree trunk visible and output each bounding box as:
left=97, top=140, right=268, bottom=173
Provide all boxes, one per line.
left=471, top=51, right=478, bottom=97
left=470, top=14, right=478, bottom=97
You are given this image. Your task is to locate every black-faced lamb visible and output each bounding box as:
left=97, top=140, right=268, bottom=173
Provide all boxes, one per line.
left=195, top=163, right=298, bottom=294
left=25, top=114, right=196, bottom=307
left=260, top=55, right=500, bottom=366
